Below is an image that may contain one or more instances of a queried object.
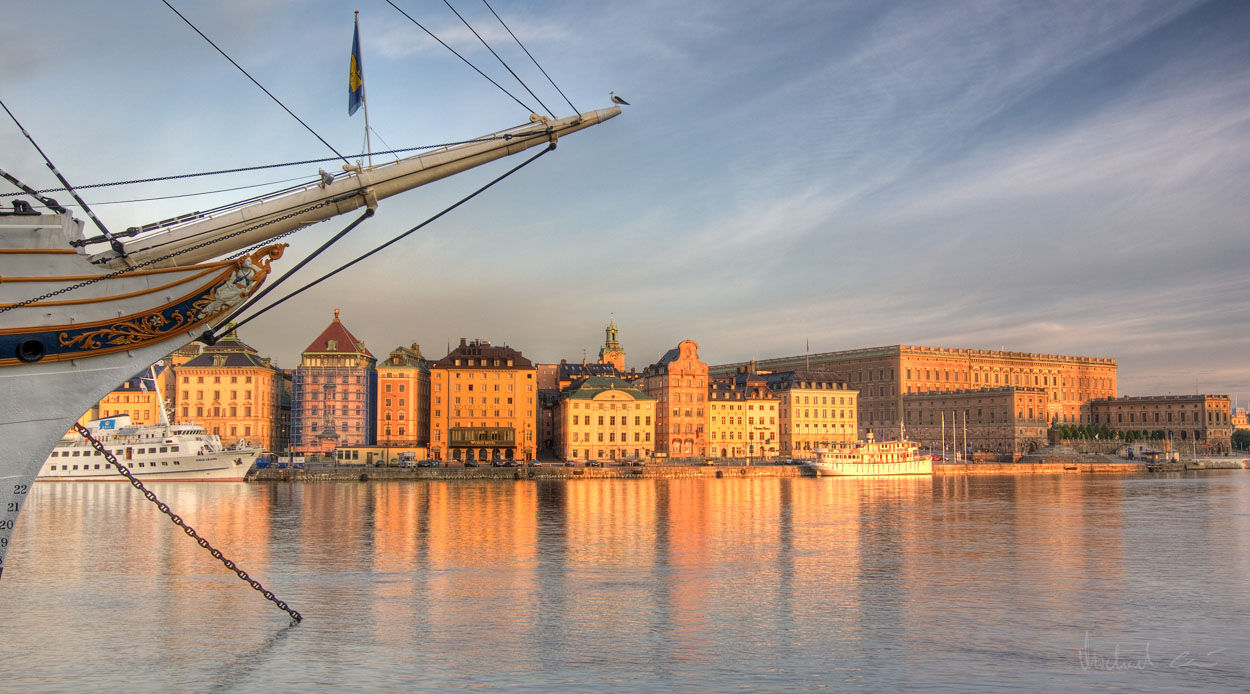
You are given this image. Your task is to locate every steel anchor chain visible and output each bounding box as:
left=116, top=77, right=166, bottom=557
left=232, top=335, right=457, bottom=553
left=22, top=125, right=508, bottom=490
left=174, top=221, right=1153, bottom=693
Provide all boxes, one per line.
left=73, top=423, right=302, bottom=623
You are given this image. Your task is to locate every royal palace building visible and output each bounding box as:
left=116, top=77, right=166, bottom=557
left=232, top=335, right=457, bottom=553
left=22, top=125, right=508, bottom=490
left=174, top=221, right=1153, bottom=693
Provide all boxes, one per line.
left=1088, top=394, right=1234, bottom=454
left=714, top=345, right=1116, bottom=438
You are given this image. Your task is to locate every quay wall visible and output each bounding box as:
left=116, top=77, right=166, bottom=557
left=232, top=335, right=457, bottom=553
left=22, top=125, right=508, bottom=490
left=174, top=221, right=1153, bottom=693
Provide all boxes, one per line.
left=238, top=461, right=1248, bottom=482
left=249, top=464, right=806, bottom=482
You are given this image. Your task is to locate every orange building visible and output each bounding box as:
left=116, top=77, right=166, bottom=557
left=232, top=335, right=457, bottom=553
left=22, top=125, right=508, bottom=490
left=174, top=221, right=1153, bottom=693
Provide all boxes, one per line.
left=376, top=343, right=431, bottom=447
left=174, top=327, right=288, bottom=451
left=639, top=339, right=709, bottom=459
left=429, top=339, right=538, bottom=463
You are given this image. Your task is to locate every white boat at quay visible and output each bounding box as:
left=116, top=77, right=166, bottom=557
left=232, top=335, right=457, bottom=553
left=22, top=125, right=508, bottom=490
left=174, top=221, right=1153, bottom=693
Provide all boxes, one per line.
left=806, top=433, right=933, bottom=477
left=37, top=415, right=258, bottom=482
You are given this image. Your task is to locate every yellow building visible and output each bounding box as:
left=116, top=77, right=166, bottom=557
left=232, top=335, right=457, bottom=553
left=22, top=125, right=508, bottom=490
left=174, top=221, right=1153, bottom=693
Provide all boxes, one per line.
left=377, top=343, right=431, bottom=447
left=174, top=328, right=288, bottom=451
left=555, top=376, right=655, bottom=463
left=762, top=369, right=858, bottom=458
left=93, top=361, right=176, bottom=425
left=708, top=372, right=780, bottom=460
left=430, top=339, right=538, bottom=463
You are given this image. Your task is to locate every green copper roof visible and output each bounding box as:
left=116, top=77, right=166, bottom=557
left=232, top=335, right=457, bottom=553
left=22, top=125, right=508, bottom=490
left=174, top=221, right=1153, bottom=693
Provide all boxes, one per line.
left=563, top=375, right=654, bottom=401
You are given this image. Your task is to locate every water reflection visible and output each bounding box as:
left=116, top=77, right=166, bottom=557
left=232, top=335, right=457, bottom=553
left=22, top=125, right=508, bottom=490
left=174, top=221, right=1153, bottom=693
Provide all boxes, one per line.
left=2, top=473, right=1249, bottom=692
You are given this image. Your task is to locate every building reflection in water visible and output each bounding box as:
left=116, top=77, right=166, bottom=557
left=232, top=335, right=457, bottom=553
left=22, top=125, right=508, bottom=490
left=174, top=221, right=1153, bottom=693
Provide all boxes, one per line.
left=12, top=472, right=1250, bottom=688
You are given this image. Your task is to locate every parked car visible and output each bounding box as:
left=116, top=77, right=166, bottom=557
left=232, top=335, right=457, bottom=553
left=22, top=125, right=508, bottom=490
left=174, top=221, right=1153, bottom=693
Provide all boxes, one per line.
left=586, top=460, right=604, bottom=467
left=464, top=460, right=479, bottom=468
left=417, top=459, right=439, bottom=468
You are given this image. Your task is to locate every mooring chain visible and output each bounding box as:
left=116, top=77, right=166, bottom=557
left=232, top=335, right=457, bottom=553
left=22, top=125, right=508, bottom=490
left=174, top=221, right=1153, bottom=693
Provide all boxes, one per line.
left=72, top=423, right=302, bottom=623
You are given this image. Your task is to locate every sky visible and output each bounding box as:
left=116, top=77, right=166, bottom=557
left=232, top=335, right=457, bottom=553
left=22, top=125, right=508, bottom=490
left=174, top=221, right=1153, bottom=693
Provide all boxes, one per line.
left=3, top=1, right=1249, bottom=405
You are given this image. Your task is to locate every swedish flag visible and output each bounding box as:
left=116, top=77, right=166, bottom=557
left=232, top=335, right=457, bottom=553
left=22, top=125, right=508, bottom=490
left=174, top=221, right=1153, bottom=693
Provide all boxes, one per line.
left=348, top=15, right=364, bottom=116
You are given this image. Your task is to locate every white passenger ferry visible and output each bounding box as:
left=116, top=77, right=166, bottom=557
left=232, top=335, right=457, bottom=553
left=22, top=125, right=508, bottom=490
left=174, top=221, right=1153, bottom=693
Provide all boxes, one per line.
left=37, top=415, right=258, bottom=482
left=807, top=432, right=933, bottom=477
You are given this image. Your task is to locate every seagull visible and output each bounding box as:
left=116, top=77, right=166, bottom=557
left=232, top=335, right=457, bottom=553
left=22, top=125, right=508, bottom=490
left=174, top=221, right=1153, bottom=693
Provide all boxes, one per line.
left=610, top=91, right=630, bottom=106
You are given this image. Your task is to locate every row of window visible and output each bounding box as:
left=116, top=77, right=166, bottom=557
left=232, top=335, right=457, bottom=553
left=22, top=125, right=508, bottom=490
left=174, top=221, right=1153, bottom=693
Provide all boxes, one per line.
left=48, top=461, right=184, bottom=471
left=52, top=444, right=180, bottom=457
left=570, top=432, right=652, bottom=443
left=184, top=375, right=254, bottom=384
left=571, top=415, right=653, bottom=426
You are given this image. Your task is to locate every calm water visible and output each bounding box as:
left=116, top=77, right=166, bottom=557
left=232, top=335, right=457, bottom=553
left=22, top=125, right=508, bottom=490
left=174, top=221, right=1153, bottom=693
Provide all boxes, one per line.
left=2, top=473, right=1249, bottom=692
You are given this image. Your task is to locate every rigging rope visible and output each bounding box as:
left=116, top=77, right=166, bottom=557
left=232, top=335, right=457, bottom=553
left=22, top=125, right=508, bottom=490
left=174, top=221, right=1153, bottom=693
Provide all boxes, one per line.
left=0, top=198, right=334, bottom=315
left=0, top=136, right=519, bottom=199
left=1, top=97, right=121, bottom=255
left=73, top=423, right=302, bottom=624
left=161, top=0, right=351, bottom=167
left=212, top=142, right=555, bottom=340
left=481, top=0, right=579, bottom=115
left=202, top=208, right=375, bottom=345
left=385, top=0, right=535, bottom=115
left=443, top=0, right=555, bottom=119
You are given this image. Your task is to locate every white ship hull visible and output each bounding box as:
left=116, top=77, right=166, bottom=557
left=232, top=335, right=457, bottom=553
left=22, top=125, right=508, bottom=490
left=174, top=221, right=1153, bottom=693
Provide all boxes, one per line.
left=38, top=450, right=258, bottom=482
left=808, top=459, right=933, bottom=477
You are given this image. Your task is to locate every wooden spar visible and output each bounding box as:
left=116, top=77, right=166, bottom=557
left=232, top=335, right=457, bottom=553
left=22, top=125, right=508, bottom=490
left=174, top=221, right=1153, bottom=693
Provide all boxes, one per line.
left=91, top=106, right=621, bottom=269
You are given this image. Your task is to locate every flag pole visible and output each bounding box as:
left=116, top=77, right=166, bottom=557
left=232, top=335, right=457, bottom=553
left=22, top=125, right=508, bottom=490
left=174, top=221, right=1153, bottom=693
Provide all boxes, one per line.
left=356, top=11, right=372, bottom=168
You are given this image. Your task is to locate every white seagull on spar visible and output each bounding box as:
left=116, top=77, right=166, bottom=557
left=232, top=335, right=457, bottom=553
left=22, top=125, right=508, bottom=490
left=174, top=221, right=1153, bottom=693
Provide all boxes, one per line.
left=610, top=91, right=630, bottom=105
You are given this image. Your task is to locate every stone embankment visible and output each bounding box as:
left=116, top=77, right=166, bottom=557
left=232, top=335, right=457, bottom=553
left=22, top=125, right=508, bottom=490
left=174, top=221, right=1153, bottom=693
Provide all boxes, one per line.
left=248, top=459, right=1244, bottom=482
left=248, top=463, right=806, bottom=482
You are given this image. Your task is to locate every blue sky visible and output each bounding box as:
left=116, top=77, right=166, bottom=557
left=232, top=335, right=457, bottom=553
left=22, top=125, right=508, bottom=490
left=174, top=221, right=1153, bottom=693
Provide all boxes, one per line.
left=3, top=1, right=1248, bottom=404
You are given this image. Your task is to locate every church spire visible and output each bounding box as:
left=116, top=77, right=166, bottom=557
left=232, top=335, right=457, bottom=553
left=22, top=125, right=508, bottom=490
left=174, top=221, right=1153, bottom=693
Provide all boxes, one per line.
left=598, top=315, right=625, bottom=371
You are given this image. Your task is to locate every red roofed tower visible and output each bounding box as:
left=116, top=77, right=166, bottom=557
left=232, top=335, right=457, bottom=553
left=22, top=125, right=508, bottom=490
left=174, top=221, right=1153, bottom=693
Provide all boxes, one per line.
left=292, top=309, right=377, bottom=454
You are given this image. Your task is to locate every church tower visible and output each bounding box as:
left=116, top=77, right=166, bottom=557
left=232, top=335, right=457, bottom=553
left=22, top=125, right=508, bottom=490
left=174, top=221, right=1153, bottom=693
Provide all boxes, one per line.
left=597, top=316, right=626, bottom=372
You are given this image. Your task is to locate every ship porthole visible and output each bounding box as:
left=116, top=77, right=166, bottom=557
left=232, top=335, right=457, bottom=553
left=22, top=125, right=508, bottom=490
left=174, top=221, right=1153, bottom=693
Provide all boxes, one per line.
left=16, top=338, right=46, bottom=363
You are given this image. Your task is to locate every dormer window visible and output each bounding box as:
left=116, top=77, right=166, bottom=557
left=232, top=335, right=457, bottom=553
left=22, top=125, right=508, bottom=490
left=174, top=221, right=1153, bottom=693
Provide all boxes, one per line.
left=327, top=339, right=337, bottom=350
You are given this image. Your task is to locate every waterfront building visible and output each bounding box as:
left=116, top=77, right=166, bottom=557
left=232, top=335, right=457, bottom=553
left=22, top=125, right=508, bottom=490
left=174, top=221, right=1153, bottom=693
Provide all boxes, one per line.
left=902, top=387, right=1049, bottom=458
left=1089, top=394, right=1234, bottom=455
left=174, top=327, right=289, bottom=451
left=761, top=369, right=858, bottom=458
left=376, top=343, right=431, bottom=447
left=1233, top=408, right=1248, bottom=430
left=598, top=316, right=626, bottom=371
left=714, top=345, right=1117, bottom=436
left=291, top=310, right=376, bottom=455
left=708, top=368, right=780, bottom=460
left=639, top=340, right=709, bottom=459
left=554, top=376, right=655, bottom=462
left=93, top=361, right=176, bottom=425
left=429, top=338, right=538, bottom=463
